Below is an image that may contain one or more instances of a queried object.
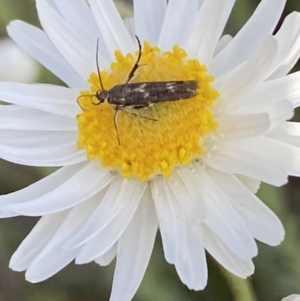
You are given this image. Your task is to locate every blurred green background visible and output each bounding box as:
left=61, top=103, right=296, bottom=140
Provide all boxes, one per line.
left=1, top=1, right=300, bottom=300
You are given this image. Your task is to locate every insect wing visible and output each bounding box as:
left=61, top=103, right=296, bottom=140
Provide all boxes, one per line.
left=128, top=80, right=198, bottom=105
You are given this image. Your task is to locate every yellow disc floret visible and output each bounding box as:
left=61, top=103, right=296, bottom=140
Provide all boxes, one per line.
left=77, top=42, right=219, bottom=181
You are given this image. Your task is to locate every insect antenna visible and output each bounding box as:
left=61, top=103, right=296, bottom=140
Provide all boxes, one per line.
left=77, top=94, right=90, bottom=110
left=77, top=39, right=105, bottom=109
left=126, top=35, right=143, bottom=83
left=114, top=106, right=121, bottom=145
left=96, top=38, right=105, bottom=91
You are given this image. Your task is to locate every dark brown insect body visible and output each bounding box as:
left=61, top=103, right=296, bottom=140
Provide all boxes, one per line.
left=92, top=36, right=199, bottom=144
left=96, top=80, right=199, bottom=109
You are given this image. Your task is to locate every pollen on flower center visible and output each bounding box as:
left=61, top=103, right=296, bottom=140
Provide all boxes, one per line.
left=77, top=41, right=219, bottom=180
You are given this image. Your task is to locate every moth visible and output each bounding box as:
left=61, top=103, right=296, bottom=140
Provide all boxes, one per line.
left=92, top=36, right=199, bottom=144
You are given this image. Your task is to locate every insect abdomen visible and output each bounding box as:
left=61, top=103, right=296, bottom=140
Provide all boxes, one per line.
left=108, top=80, right=198, bottom=107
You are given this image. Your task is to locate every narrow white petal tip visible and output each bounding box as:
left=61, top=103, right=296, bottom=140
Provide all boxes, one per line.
left=25, top=271, right=42, bottom=284
left=195, top=280, right=208, bottom=291
left=267, top=225, right=285, bottom=247
left=181, top=272, right=208, bottom=291
left=282, top=295, right=300, bottom=301
left=9, top=252, right=25, bottom=272
left=9, top=260, right=23, bottom=272
left=74, top=256, right=88, bottom=265
left=236, top=243, right=258, bottom=261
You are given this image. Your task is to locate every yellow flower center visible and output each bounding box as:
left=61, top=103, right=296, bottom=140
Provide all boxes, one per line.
left=77, top=42, right=219, bottom=181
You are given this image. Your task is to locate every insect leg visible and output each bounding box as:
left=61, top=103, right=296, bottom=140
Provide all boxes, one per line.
left=119, top=107, right=158, bottom=121
left=125, top=35, right=143, bottom=83
left=114, top=106, right=121, bottom=145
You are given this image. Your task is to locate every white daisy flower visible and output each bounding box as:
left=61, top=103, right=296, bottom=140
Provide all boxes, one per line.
left=0, top=0, right=300, bottom=300
left=282, top=295, right=300, bottom=301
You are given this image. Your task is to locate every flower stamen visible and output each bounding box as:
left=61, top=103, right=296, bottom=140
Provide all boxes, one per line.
left=77, top=42, right=219, bottom=180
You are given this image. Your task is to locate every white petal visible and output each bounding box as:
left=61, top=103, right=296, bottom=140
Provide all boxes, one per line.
left=233, top=99, right=294, bottom=131
left=181, top=224, right=207, bottom=290
left=243, top=71, right=300, bottom=108
left=185, top=0, right=234, bottom=65
left=269, top=12, right=300, bottom=79
left=151, top=177, right=176, bottom=264
left=63, top=176, right=147, bottom=249
left=152, top=176, right=207, bottom=289
left=0, top=105, right=77, bottom=131
left=47, top=0, right=58, bottom=9
left=95, top=243, right=117, bottom=266
left=235, top=175, right=261, bottom=194
left=53, top=0, right=109, bottom=59
left=166, top=167, right=206, bottom=223
left=0, top=132, right=85, bottom=167
left=205, top=140, right=288, bottom=186
left=268, top=122, right=300, bottom=147
left=0, top=38, right=39, bottom=83
left=0, top=82, right=80, bottom=118
left=213, top=34, right=232, bottom=57
left=166, top=184, right=207, bottom=290
left=110, top=187, right=158, bottom=301
left=25, top=195, right=102, bottom=283
left=262, top=100, right=294, bottom=129
left=194, top=166, right=258, bottom=259
left=207, top=168, right=285, bottom=246
left=202, top=224, right=254, bottom=278
left=215, top=37, right=278, bottom=106
left=75, top=187, right=144, bottom=264
left=36, top=0, right=108, bottom=80
left=0, top=130, right=77, bottom=145
left=211, top=0, right=286, bottom=76
left=123, top=18, right=135, bottom=41
left=282, top=295, right=300, bottom=301
left=158, top=0, right=199, bottom=49
left=4, top=162, right=112, bottom=216
left=217, top=113, right=270, bottom=140
left=88, top=0, right=136, bottom=60
left=197, top=0, right=204, bottom=9
left=0, top=163, right=85, bottom=212
left=236, top=137, right=300, bottom=178
left=134, top=0, right=166, bottom=44
left=9, top=211, right=70, bottom=272
left=269, top=48, right=300, bottom=80
left=7, top=21, right=86, bottom=89
left=27, top=250, right=77, bottom=283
